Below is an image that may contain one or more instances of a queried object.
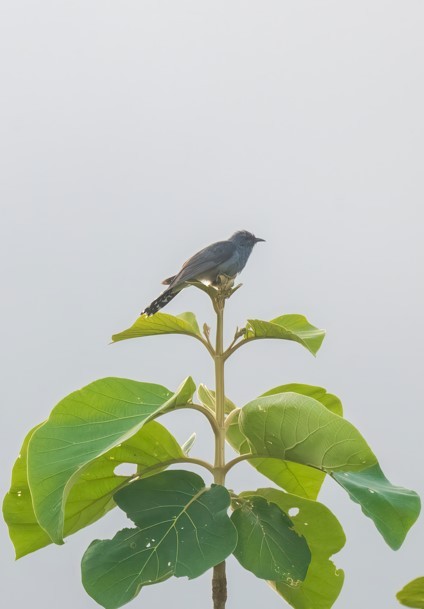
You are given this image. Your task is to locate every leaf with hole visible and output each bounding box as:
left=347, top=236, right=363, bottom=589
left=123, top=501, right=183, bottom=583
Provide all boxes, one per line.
left=252, top=488, right=345, bottom=609
left=27, top=376, right=195, bottom=544
left=81, top=470, right=237, bottom=609
left=3, top=420, right=185, bottom=558
left=231, top=495, right=311, bottom=584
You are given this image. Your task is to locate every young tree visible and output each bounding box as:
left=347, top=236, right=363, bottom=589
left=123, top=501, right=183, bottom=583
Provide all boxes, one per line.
left=3, top=278, right=421, bottom=609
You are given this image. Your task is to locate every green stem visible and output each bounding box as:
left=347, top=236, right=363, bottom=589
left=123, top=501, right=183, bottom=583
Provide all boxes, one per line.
left=224, top=452, right=325, bottom=476
left=194, top=333, right=216, bottom=357
left=223, top=336, right=255, bottom=360
left=214, top=304, right=226, bottom=483
left=135, top=457, right=214, bottom=478
left=171, top=403, right=220, bottom=437
left=223, top=452, right=270, bottom=474
left=212, top=297, right=227, bottom=609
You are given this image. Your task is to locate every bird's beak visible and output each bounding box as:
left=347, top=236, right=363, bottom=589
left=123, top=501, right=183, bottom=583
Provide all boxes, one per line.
left=254, top=237, right=266, bottom=243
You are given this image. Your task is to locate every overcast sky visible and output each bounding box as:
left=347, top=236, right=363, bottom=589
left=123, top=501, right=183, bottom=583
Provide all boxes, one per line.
left=1, top=2, right=423, bottom=608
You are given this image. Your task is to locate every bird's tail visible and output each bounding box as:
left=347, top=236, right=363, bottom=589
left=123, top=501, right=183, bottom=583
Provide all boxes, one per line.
left=141, top=287, right=179, bottom=316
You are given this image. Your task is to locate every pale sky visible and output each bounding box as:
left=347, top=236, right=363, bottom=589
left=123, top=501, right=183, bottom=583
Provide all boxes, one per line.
left=1, top=2, right=423, bottom=608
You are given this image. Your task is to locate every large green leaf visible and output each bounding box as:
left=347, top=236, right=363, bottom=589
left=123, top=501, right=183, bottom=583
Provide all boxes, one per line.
left=261, top=384, right=343, bottom=416
left=227, top=409, right=323, bottom=500
left=333, top=464, right=420, bottom=549
left=27, top=377, right=195, bottom=544
left=252, top=488, right=345, bottom=609
left=111, top=312, right=201, bottom=342
left=397, top=577, right=424, bottom=608
left=226, top=384, right=344, bottom=499
left=243, top=315, right=325, bottom=356
left=81, top=470, right=237, bottom=609
left=238, top=392, right=418, bottom=549
left=3, top=421, right=184, bottom=558
left=3, top=424, right=45, bottom=557
left=231, top=495, right=311, bottom=584
left=240, top=392, right=376, bottom=473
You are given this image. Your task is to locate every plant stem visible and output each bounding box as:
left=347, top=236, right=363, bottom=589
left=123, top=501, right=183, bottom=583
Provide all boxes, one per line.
left=172, top=403, right=220, bottom=437
left=212, top=561, right=227, bottom=609
left=212, top=296, right=227, bottom=609
left=214, top=303, right=226, bottom=481
left=135, top=456, right=215, bottom=478
left=224, top=452, right=269, bottom=474
left=195, top=333, right=216, bottom=357
left=224, top=336, right=255, bottom=360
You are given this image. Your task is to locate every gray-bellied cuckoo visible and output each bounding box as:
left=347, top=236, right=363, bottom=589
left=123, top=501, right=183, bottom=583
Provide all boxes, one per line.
left=141, top=230, right=265, bottom=316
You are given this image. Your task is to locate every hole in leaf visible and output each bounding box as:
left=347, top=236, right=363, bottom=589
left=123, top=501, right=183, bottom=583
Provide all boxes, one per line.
left=288, top=507, right=299, bottom=518
left=114, top=463, right=137, bottom=477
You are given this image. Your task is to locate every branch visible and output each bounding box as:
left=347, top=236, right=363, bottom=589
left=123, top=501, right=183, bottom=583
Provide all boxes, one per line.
left=224, top=336, right=256, bottom=360
left=202, top=323, right=215, bottom=354
left=224, top=327, right=246, bottom=355
left=192, top=333, right=215, bottom=357
left=223, top=453, right=269, bottom=474
left=133, top=457, right=215, bottom=481
left=171, top=403, right=220, bottom=437
left=224, top=453, right=326, bottom=476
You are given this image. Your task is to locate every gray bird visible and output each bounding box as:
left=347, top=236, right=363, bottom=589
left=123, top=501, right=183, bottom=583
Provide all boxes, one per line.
left=141, top=230, right=265, bottom=316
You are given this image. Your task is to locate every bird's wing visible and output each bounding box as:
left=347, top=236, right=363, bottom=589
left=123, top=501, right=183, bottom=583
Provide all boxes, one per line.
left=170, top=240, right=236, bottom=286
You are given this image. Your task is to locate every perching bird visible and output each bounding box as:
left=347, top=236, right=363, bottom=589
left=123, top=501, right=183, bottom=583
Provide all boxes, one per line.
left=141, top=230, right=265, bottom=316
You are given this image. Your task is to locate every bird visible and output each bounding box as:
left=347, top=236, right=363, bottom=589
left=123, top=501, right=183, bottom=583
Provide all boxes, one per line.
left=141, top=230, right=265, bottom=316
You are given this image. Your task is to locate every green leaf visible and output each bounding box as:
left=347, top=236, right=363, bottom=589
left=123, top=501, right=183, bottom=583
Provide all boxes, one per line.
left=3, top=424, right=45, bottom=557
left=111, top=311, right=201, bottom=343
left=231, top=495, right=311, bottom=584
left=227, top=384, right=344, bottom=499
left=333, top=464, right=421, bottom=549
left=252, top=488, right=345, bottom=609
left=81, top=470, right=237, bottom=609
left=198, top=384, right=236, bottom=414
left=226, top=409, right=322, bottom=500
left=3, top=420, right=185, bottom=558
left=237, top=392, right=418, bottom=549
left=397, top=577, right=424, bottom=608
left=261, top=384, right=343, bottom=417
left=246, top=456, right=324, bottom=501
left=244, top=314, right=325, bottom=356
left=181, top=432, right=196, bottom=455
left=27, top=377, right=195, bottom=544
left=240, top=392, right=376, bottom=473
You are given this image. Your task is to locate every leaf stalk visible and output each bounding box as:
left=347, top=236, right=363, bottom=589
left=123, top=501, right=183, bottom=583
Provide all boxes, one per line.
left=134, top=457, right=215, bottom=480
left=172, top=403, right=220, bottom=437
